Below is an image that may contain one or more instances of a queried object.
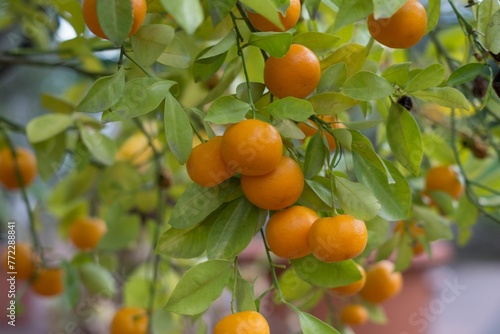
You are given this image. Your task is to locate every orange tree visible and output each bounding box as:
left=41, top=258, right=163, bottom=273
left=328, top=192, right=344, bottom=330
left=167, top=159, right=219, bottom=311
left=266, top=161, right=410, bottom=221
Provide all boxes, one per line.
left=0, top=0, right=499, bottom=333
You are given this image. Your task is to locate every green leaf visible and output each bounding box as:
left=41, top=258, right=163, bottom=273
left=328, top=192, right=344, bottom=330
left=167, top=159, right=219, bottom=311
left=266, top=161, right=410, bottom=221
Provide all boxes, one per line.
left=207, top=0, right=238, bottom=26
left=375, top=234, right=399, bottom=261
left=411, top=87, right=470, bottom=109
left=207, top=198, right=258, bottom=260
left=168, top=179, right=240, bottom=229
left=198, top=30, right=236, bottom=60
left=353, top=156, right=411, bottom=221
left=131, top=24, right=175, bottom=66
left=164, top=93, right=193, bottom=164
left=236, top=82, right=266, bottom=104
left=274, top=118, right=306, bottom=140
left=412, top=205, right=453, bottom=241
left=364, top=303, right=387, bottom=324
left=79, top=126, right=116, bottom=166
left=335, top=176, right=381, bottom=221
left=98, top=207, right=141, bottom=250
left=160, top=0, right=204, bottom=35
left=341, top=71, right=395, bottom=101
left=164, top=260, right=232, bottom=315
left=386, top=103, right=423, bottom=176
left=317, top=63, right=348, bottom=93
left=193, top=49, right=227, bottom=83
left=361, top=216, right=390, bottom=257
left=485, top=8, right=500, bottom=55
left=381, top=62, right=411, bottom=87
left=304, top=132, right=327, bottom=179
left=32, top=133, right=67, bottom=180
left=75, top=67, right=125, bottom=113
left=304, top=0, right=321, bottom=19
left=308, top=92, right=358, bottom=115
left=205, top=96, right=251, bottom=124
left=27, top=114, right=73, bottom=143
left=96, top=0, right=132, bottom=44
left=333, top=0, right=372, bottom=31
left=278, top=267, right=313, bottom=302
left=453, top=195, right=479, bottom=246
left=343, top=120, right=383, bottom=131
left=404, top=64, right=446, bottom=93
left=103, top=78, right=176, bottom=122
left=98, top=162, right=143, bottom=209
left=477, top=0, right=500, bottom=45
left=235, top=276, right=257, bottom=312
left=448, top=63, right=488, bottom=86
left=62, top=261, right=81, bottom=308
left=394, top=233, right=413, bottom=272
left=426, top=0, right=441, bottom=33
left=298, top=311, right=340, bottom=334
left=291, top=255, right=361, bottom=288
left=56, top=0, right=85, bottom=35
left=240, top=0, right=283, bottom=29
left=200, top=57, right=242, bottom=105
left=156, top=219, right=212, bottom=259
left=78, top=262, right=116, bottom=297
left=40, top=93, right=74, bottom=114
left=372, top=0, right=406, bottom=19
left=157, top=37, right=191, bottom=69
left=292, top=32, right=340, bottom=56
left=298, top=178, right=333, bottom=212
left=247, top=32, right=292, bottom=57
left=265, top=97, right=315, bottom=121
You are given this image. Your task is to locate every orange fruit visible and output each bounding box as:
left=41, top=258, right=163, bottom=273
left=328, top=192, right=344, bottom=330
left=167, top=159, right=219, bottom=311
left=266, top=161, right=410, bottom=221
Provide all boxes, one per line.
left=298, top=117, right=346, bottom=151
left=1, top=242, right=36, bottom=280
left=187, top=136, right=235, bottom=187
left=393, top=221, right=426, bottom=255
left=247, top=0, right=301, bottom=32
left=110, top=306, right=148, bottom=334
left=69, top=217, right=108, bottom=251
left=265, top=206, right=319, bottom=259
left=0, top=147, right=37, bottom=189
left=82, top=0, right=147, bottom=40
left=214, top=311, right=270, bottom=334
left=221, top=119, right=283, bottom=176
left=264, top=44, right=321, bottom=99
left=115, top=132, right=162, bottom=167
left=31, top=267, right=64, bottom=297
left=241, top=155, right=304, bottom=210
left=424, top=165, right=464, bottom=200
left=308, top=214, right=367, bottom=263
left=359, top=260, right=403, bottom=304
left=329, top=263, right=366, bottom=296
left=340, top=304, right=368, bottom=326
left=367, top=0, right=427, bottom=49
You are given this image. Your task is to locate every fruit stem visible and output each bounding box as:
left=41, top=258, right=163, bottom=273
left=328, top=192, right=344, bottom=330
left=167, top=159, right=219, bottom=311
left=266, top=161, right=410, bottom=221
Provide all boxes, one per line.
left=0, top=115, right=25, bottom=133
left=231, top=256, right=239, bottom=314
left=259, top=229, right=285, bottom=303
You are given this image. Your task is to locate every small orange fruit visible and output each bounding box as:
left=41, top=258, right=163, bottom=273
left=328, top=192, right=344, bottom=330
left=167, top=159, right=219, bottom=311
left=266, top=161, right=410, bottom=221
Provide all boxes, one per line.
left=110, top=306, right=149, bottom=334
left=393, top=221, right=426, bottom=255
left=1, top=242, right=36, bottom=280
left=298, top=117, right=346, bottom=151
left=247, top=0, right=301, bottom=32
left=359, top=260, right=403, bottom=304
left=340, top=304, right=369, bottom=326
left=241, top=156, right=304, bottom=210
left=82, top=0, right=147, bottom=40
left=264, top=44, right=321, bottom=99
left=329, top=263, right=366, bottom=296
left=265, top=206, right=319, bottom=259
left=69, top=217, right=108, bottom=251
left=308, top=214, right=367, bottom=263
left=115, top=132, right=162, bottom=168
left=214, top=311, right=270, bottom=334
left=221, top=119, right=283, bottom=176
left=31, top=267, right=64, bottom=297
left=367, top=0, right=427, bottom=49
left=424, top=165, right=464, bottom=200
left=187, top=136, right=235, bottom=187
left=0, top=147, right=37, bottom=189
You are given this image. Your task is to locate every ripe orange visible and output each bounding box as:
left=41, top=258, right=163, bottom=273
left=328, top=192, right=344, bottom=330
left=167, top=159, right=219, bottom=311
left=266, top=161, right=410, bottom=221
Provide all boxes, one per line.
left=424, top=165, right=464, bottom=200
left=110, top=306, right=148, bottom=334
left=265, top=206, right=319, bottom=259
left=0, top=147, right=37, bottom=189
left=214, top=311, right=270, bottom=334
left=264, top=44, right=321, bottom=99
left=187, top=136, right=235, bottom=187
left=247, top=0, right=301, bottom=32
left=82, top=0, right=147, bottom=40
left=367, top=0, right=427, bottom=49
left=31, top=267, right=64, bottom=297
left=359, top=260, right=403, bottom=304
left=69, top=217, right=108, bottom=251
left=393, top=220, right=426, bottom=255
left=221, top=119, right=283, bottom=176
left=308, top=214, right=367, bottom=263
left=241, top=155, right=304, bottom=210
left=298, top=117, right=346, bottom=151
left=1, top=242, right=35, bottom=280
left=329, top=263, right=366, bottom=296
left=340, top=304, right=368, bottom=326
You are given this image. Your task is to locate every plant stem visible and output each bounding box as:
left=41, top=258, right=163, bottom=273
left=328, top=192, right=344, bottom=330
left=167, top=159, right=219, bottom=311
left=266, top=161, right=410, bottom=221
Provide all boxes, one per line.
left=123, top=50, right=155, bottom=79
left=0, top=115, right=25, bottom=133
left=231, top=256, right=239, bottom=314
left=259, top=229, right=285, bottom=303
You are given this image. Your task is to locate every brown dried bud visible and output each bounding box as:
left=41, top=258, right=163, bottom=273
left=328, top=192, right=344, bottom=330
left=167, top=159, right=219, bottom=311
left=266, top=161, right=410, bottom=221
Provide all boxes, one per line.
left=472, top=75, right=488, bottom=98
left=159, top=168, right=173, bottom=189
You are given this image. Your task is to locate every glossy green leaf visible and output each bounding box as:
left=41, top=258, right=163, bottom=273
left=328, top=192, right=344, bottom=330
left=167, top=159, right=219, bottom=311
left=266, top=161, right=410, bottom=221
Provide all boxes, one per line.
left=426, top=0, right=441, bottom=33
left=62, top=260, right=81, bottom=308
left=164, top=260, right=232, bottom=315
left=96, top=0, right=132, bottom=45
left=236, top=82, right=266, bottom=104
left=335, top=176, right=381, bottom=221
left=298, top=178, right=333, bottom=212
left=291, top=255, right=361, bottom=288
left=448, top=63, right=487, bottom=86
left=235, top=276, right=257, bottom=312
left=240, top=0, right=283, bottom=29
left=207, top=0, right=238, bottom=26
left=404, top=64, right=446, bottom=93
left=156, top=219, right=213, bottom=259
left=486, top=8, right=500, bottom=55
left=372, top=0, right=405, bottom=19
left=198, top=31, right=236, bottom=60
left=78, top=262, right=116, bottom=297
left=157, top=37, right=191, bottom=69
left=412, top=205, right=453, bottom=241
left=27, top=114, right=73, bottom=143
left=375, top=234, right=399, bottom=261
left=299, top=311, right=340, bottom=334
left=303, top=132, right=327, bottom=179
left=411, top=87, right=470, bottom=109
left=75, top=67, right=125, bottom=113
left=41, top=93, right=74, bottom=114
left=207, top=198, right=258, bottom=260
left=341, top=71, right=395, bottom=101
left=79, top=126, right=116, bottom=166
left=32, top=133, right=67, bottom=180
left=274, top=118, right=306, bottom=140
left=193, top=50, right=227, bottom=83
left=304, top=0, right=321, bottom=19
left=381, top=62, right=411, bottom=87
left=394, top=233, right=413, bottom=272
left=453, top=195, right=479, bottom=245
left=160, top=0, right=204, bottom=35
left=164, top=93, right=193, bottom=164
left=131, top=24, right=175, bottom=66
left=317, top=63, right=348, bottom=93
left=278, top=267, right=313, bottom=302
left=247, top=32, right=292, bottom=57
left=265, top=97, right=315, bottom=121
left=386, top=103, right=422, bottom=176
left=333, top=0, right=372, bottom=31
left=308, top=92, right=358, bottom=115
left=343, top=120, right=383, bottom=130
left=205, top=96, right=251, bottom=124
left=477, top=0, right=500, bottom=45
left=292, top=32, right=340, bottom=56
left=361, top=216, right=390, bottom=257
